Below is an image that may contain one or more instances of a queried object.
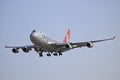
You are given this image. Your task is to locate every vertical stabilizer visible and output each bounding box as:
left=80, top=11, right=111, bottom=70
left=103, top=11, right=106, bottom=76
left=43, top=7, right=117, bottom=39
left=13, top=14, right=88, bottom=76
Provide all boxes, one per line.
left=63, top=29, right=70, bottom=43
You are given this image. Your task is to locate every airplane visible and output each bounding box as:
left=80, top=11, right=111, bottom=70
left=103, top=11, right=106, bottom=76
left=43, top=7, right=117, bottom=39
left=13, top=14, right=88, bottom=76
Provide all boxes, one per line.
left=5, top=29, right=116, bottom=57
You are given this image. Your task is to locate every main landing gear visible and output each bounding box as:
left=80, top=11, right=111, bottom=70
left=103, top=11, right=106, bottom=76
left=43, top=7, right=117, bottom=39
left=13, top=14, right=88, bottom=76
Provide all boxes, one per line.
left=58, top=51, right=62, bottom=56
left=38, top=51, right=62, bottom=57
left=47, top=53, right=51, bottom=57
left=53, top=53, right=58, bottom=56
left=39, top=52, right=43, bottom=57
left=53, top=52, right=62, bottom=56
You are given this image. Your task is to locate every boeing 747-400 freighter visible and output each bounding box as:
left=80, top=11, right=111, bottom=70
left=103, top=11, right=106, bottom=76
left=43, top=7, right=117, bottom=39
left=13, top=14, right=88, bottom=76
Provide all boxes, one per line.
left=5, top=29, right=116, bottom=57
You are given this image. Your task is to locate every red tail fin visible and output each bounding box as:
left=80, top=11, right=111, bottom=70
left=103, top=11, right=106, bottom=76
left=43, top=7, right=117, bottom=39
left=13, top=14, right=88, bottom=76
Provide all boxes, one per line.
left=63, top=29, right=70, bottom=43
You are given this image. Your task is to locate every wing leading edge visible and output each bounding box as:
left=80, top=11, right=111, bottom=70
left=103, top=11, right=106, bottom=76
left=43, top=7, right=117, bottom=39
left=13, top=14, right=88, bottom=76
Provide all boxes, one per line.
left=70, top=36, right=116, bottom=47
left=51, top=36, right=116, bottom=52
left=5, top=36, right=115, bottom=54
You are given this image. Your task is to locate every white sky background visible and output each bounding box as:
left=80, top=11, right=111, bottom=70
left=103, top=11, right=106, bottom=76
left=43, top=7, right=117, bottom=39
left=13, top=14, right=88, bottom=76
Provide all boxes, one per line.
left=0, top=0, right=120, bottom=80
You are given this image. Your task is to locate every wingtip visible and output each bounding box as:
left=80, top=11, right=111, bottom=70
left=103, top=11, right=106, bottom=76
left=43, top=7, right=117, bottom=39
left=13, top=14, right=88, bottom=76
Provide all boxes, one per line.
left=5, top=45, right=7, bottom=48
left=112, top=36, right=116, bottom=40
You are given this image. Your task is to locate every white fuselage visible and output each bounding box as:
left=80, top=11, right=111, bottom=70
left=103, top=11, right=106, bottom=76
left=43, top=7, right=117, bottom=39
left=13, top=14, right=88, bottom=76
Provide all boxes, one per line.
left=30, top=30, right=56, bottom=52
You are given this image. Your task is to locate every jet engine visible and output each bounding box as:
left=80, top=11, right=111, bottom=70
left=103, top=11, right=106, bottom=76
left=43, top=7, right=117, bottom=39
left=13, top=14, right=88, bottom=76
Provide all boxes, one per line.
left=22, top=47, right=30, bottom=53
left=12, top=48, right=19, bottom=53
left=87, top=42, right=93, bottom=48
left=34, top=47, right=40, bottom=52
left=65, top=43, right=72, bottom=49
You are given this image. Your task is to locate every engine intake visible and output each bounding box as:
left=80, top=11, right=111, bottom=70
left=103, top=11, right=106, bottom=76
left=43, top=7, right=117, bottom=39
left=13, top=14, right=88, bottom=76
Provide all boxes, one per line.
left=12, top=48, right=19, bottom=53
left=22, top=47, right=30, bottom=53
left=65, top=43, right=72, bottom=49
left=87, top=42, right=93, bottom=48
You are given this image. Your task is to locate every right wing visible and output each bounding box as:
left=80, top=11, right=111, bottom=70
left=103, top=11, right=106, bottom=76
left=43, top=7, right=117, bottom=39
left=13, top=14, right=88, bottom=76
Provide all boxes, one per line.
left=5, top=45, right=39, bottom=53
left=5, top=45, right=35, bottom=49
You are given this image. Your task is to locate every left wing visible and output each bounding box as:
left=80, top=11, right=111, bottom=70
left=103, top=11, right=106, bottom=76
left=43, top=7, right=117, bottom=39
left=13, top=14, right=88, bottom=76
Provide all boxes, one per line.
left=70, top=36, right=116, bottom=48
left=51, top=36, right=116, bottom=52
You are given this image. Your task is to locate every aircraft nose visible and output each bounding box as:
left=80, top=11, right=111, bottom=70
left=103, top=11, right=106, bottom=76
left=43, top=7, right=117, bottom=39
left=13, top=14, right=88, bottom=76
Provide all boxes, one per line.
left=30, top=30, right=38, bottom=42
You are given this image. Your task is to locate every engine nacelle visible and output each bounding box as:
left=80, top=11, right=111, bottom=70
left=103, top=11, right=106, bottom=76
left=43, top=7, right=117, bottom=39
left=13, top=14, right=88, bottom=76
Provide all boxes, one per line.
left=22, top=47, right=30, bottom=53
left=34, top=48, right=40, bottom=52
left=87, top=42, right=93, bottom=48
left=65, top=43, right=72, bottom=49
left=12, top=48, right=19, bottom=53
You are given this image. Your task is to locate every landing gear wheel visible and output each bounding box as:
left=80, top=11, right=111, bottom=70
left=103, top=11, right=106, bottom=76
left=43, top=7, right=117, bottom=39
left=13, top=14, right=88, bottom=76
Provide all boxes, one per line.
left=39, top=52, right=43, bottom=57
left=58, top=51, right=62, bottom=56
left=47, top=53, right=51, bottom=56
left=53, top=53, right=58, bottom=56
left=59, top=53, right=62, bottom=56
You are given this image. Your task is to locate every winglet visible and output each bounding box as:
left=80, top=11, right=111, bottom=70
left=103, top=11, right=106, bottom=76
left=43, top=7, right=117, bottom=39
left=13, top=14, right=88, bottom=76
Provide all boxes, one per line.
left=112, top=36, right=116, bottom=40
left=63, top=29, right=70, bottom=43
left=5, top=45, right=12, bottom=48
left=5, top=45, right=8, bottom=48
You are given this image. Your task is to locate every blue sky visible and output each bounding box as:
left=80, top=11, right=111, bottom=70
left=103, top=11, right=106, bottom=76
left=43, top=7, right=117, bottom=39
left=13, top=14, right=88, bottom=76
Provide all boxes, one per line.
left=0, top=0, right=120, bottom=80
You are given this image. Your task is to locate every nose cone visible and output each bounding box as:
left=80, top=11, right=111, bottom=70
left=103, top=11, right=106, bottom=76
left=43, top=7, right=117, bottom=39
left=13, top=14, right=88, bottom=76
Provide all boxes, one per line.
left=30, top=30, right=38, bottom=42
left=30, top=30, right=41, bottom=45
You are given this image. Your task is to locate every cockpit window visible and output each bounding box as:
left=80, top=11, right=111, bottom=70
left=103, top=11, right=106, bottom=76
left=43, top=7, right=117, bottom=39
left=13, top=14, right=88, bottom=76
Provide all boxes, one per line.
left=33, top=30, right=36, bottom=32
